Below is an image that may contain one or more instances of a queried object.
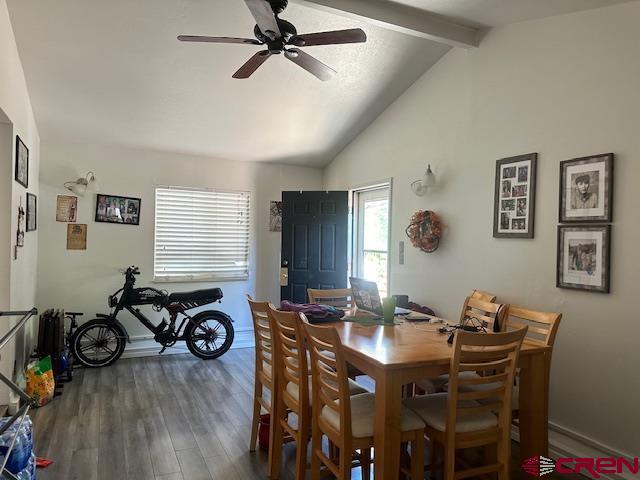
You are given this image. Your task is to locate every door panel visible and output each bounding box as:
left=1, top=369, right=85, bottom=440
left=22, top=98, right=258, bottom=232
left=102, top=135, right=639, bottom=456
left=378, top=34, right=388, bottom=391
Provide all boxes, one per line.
left=281, top=191, right=349, bottom=303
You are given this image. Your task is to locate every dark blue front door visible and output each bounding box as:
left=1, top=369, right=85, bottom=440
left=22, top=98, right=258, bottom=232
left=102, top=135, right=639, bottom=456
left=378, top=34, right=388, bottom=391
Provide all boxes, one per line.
left=280, top=191, right=349, bottom=303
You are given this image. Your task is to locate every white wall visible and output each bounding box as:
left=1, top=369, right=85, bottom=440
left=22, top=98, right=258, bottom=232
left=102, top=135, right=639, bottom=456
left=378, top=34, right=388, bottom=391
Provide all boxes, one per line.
left=0, top=0, right=40, bottom=404
left=325, top=2, right=639, bottom=456
left=37, top=141, right=322, bottom=346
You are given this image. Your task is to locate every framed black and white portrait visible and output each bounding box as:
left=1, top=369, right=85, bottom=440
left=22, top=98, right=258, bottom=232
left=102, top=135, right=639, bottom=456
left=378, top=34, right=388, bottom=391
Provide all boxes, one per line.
left=15, top=136, right=29, bottom=188
left=559, top=153, right=613, bottom=223
left=26, top=193, right=37, bottom=232
left=493, top=153, right=537, bottom=238
left=557, top=225, right=611, bottom=293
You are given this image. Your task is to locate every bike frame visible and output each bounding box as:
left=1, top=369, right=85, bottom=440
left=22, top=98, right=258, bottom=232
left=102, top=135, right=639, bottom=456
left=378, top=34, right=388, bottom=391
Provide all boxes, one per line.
left=109, top=272, right=202, bottom=340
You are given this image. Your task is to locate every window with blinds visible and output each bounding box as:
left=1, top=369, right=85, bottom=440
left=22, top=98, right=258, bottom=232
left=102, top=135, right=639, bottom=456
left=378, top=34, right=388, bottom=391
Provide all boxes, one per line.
left=154, top=186, right=250, bottom=282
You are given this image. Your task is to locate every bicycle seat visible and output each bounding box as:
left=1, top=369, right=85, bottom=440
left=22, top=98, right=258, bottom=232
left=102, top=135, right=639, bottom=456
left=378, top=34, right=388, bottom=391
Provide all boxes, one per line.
left=166, top=288, right=223, bottom=303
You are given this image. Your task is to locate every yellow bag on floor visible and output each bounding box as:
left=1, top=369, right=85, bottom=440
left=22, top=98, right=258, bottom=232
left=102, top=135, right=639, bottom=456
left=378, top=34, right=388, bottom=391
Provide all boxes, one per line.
left=25, top=356, right=55, bottom=407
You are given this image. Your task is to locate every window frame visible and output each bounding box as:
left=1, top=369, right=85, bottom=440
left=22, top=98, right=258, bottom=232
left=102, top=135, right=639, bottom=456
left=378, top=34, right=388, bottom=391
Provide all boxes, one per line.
left=153, top=185, right=251, bottom=283
left=349, top=180, right=392, bottom=295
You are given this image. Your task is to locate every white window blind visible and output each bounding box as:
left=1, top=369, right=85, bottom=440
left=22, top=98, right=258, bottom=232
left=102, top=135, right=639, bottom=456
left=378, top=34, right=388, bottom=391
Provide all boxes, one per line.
left=154, top=186, right=250, bottom=282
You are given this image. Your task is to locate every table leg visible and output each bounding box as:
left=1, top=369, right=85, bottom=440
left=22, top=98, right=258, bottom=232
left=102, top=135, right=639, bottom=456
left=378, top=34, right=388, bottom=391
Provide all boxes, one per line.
left=374, top=370, right=403, bottom=480
left=519, top=352, right=549, bottom=458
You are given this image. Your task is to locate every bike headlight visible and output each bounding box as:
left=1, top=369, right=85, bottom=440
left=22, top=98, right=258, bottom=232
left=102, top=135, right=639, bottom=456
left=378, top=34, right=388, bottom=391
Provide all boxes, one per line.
left=108, top=295, right=118, bottom=308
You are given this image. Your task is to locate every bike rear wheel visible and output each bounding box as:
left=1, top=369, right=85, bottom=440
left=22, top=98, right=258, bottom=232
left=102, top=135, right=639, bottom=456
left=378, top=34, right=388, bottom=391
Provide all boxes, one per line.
left=70, top=319, right=127, bottom=367
left=184, top=311, right=234, bottom=360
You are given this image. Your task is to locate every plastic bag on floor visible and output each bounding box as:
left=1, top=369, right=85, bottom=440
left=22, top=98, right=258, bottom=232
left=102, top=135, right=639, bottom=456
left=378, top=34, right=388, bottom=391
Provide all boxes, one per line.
left=0, top=416, right=34, bottom=475
left=26, top=356, right=55, bottom=407
left=16, top=453, right=36, bottom=479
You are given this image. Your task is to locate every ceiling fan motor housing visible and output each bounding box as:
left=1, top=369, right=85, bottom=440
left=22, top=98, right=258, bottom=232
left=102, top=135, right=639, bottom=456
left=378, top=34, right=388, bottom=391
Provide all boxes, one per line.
left=254, top=18, right=297, bottom=53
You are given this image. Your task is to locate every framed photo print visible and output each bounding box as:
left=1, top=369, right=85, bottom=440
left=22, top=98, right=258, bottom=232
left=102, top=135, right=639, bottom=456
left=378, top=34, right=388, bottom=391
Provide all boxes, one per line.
left=559, top=153, right=613, bottom=223
left=557, top=225, right=611, bottom=293
left=26, top=193, right=37, bottom=232
left=67, top=224, right=87, bottom=250
left=95, top=194, right=141, bottom=225
left=15, top=136, right=29, bottom=188
left=269, top=201, right=282, bottom=232
left=493, top=153, right=537, bottom=238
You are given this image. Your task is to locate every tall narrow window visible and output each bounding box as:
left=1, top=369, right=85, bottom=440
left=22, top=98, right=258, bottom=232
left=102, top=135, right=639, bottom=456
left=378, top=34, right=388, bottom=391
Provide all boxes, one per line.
left=353, top=185, right=391, bottom=296
left=154, top=186, right=250, bottom=282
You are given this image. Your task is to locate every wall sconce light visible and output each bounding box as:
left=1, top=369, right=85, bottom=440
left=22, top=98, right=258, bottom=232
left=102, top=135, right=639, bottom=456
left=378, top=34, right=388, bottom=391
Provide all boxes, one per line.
left=64, top=171, right=99, bottom=196
left=411, top=164, right=436, bottom=196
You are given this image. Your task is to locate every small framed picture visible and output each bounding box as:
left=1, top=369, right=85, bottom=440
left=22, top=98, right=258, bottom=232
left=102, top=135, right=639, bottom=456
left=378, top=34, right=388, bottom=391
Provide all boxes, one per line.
left=557, top=225, right=611, bottom=293
left=493, top=153, right=537, bottom=238
left=559, top=153, right=613, bottom=223
left=67, top=224, right=87, bottom=250
left=95, top=194, right=141, bottom=225
left=15, top=136, right=29, bottom=188
left=269, top=201, right=282, bottom=232
left=26, top=193, right=37, bottom=232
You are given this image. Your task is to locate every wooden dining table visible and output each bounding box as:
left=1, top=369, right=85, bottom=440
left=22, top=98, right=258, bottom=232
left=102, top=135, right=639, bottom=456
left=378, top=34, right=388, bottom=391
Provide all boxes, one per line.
left=330, top=316, right=551, bottom=480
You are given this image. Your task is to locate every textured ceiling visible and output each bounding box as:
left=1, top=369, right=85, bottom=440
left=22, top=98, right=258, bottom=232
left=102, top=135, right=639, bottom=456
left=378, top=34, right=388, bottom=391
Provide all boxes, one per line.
left=8, top=0, right=633, bottom=166
left=6, top=0, right=449, bottom=166
left=391, top=0, right=636, bottom=28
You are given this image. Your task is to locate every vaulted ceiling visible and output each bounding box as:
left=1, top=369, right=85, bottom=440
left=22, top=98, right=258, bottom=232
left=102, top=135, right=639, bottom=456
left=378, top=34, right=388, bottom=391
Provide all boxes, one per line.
left=6, top=0, right=634, bottom=166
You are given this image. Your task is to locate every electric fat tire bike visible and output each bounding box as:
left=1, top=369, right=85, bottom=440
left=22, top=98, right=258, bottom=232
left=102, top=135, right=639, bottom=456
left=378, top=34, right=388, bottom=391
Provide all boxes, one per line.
left=70, top=266, right=235, bottom=367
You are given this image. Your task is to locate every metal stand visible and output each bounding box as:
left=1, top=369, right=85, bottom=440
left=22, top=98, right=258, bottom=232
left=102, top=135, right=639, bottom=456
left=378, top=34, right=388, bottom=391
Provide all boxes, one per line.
left=0, top=309, right=38, bottom=480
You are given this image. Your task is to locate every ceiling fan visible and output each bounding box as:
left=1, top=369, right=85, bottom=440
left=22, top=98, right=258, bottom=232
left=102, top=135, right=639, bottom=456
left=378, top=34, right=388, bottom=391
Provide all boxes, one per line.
left=178, top=0, right=367, bottom=81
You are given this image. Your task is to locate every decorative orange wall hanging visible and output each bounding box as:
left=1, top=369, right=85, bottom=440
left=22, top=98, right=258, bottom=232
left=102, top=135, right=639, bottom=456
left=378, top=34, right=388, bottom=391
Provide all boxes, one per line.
left=405, top=210, right=442, bottom=253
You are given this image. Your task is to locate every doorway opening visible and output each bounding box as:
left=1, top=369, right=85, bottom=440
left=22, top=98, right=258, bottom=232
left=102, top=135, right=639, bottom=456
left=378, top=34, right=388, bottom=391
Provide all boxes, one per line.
left=351, top=182, right=391, bottom=297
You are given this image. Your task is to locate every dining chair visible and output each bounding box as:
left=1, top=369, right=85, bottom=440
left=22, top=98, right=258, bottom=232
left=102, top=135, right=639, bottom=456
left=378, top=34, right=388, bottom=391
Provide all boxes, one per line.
left=307, top=288, right=354, bottom=308
left=416, top=296, right=508, bottom=394
left=460, top=296, right=507, bottom=332
left=268, top=307, right=368, bottom=479
left=307, top=287, right=362, bottom=380
left=405, top=328, right=528, bottom=480
left=483, top=305, right=562, bottom=418
left=303, top=321, right=426, bottom=480
left=247, top=295, right=276, bottom=461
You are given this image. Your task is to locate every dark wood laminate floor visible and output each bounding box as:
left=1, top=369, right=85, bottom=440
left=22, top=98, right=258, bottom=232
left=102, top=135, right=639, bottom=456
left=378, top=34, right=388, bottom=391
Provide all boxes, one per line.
left=30, top=348, right=580, bottom=480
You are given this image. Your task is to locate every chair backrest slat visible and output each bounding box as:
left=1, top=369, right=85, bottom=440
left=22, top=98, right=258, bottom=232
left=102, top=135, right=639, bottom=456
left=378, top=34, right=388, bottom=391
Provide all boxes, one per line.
left=470, top=289, right=497, bottom=303
left=308, top=288, right=353, bottom=308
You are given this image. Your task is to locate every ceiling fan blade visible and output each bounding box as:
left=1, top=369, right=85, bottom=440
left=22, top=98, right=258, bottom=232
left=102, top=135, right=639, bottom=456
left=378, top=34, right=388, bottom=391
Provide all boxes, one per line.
left=178, top=35, right=262, bottom=45
left=285, top=48, right=335, bottom=81
left=289, top=28, right=367, bottom=47
left=233, top=51, right=272, bottom=79
left=244, top=0, right=281, bottom=39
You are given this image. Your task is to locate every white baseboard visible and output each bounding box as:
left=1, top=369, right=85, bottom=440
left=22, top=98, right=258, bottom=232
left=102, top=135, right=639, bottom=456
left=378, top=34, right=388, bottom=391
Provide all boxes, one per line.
left=121, top=328, right=254, bottom=359
left=512, top=422, right=638, bottom=479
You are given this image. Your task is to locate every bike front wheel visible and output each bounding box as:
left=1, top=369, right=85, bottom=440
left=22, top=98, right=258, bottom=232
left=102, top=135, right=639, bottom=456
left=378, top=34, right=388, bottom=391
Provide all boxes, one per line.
left=70, top=319, right=127, bottom=367
left=184, top=311, right=234, bottom=360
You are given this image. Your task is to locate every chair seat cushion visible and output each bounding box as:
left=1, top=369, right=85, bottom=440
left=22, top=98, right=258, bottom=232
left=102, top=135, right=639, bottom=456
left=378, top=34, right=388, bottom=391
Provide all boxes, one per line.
left=286, top=377, right=368, bottom=402
left=321, top=392, right=425, bottom=438
left=404, top=393, right=498, bottom=433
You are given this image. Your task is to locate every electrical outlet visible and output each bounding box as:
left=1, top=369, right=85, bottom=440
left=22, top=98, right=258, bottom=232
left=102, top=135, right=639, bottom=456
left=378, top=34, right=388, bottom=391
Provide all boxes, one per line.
left=399, top=241, right=405, bottom=265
